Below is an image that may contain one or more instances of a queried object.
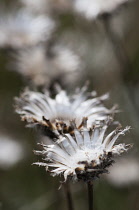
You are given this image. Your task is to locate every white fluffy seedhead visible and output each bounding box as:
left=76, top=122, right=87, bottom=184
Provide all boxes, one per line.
left=34, top=119, right=132, bottom=182
left=15, top=86, right=117, bottom=136
left=74, top=0, right=130, bottom=20
left=0, top=10, right=55, bottom=48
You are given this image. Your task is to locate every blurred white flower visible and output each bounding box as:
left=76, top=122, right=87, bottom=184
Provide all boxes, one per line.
left=0, top=10, right=55, bottom=48
left=14, top=46, right=48, bottom=85
left=52, top=45, right=81, bottom=74
left=0, top=135, right=24, bottom=169
left=105, top=158, right=139, bottom=187
left=74, top=0, right=129, bottom=20
left=15, top=86, right=116, bottom=135
left=34, top=119, right=131, bottom=181
left=13, top=44, right=81, bottom=86
left=20, top=0, right=72, bottom=14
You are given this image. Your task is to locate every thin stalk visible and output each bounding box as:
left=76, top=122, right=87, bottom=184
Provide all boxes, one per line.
left=101, top=14, right=138, bottom=109
left=87, top=181, right=94, bottom=210
left=64, top=181, right=74, bottom=210
left=101, top=14, right=132, bottom=74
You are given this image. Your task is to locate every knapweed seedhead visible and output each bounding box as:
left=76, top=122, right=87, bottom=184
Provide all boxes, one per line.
left=34, top=118, right=132, bottom=182
left=0, top=9, right=55, bottom=48
left=15, top=86, right=117, bottom=136
left=74, top=0, right=130, bottom=20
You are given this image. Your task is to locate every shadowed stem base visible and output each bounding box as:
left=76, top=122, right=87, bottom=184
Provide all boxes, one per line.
left=88, top=181, right=94, bottom=210
left=64, top=181, right=74, bottom=210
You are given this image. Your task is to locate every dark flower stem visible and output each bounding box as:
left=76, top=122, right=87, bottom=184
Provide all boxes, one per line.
left=87, top=181, right=94, bottom=210
left=64, top=181, right=74, bottom=210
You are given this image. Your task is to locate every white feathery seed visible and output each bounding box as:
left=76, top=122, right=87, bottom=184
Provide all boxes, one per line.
left=15, top=87, right=117, bottom=133
left=34, top=119, right=131, bottom=182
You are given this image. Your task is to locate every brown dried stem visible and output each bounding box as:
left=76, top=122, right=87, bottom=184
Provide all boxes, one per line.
left=87, top=181, right=94, bottom=210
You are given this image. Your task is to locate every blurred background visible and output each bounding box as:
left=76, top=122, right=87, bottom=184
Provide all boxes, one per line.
left=0, top=0, right=139, bottom=210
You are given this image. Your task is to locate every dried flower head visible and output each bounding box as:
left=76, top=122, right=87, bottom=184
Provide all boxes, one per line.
left=15, top=86, right=116, bottom=135
left=34, top=119, right=131, bottom=182
left=13, top=45, right=81, bottom=86
left=0, top=10, right=55, bottom=48
left=74, top=0, right=129, bottom=20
